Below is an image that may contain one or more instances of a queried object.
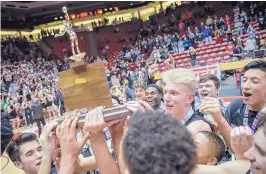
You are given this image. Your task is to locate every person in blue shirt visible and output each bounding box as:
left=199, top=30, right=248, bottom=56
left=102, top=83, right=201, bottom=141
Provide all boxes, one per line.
left=183, top=37, right=190, bottom=50
left=258, top=12, right=265, bottom=30
left=203, top=26, right=212, bottom=43
left=199, top=22, right=205, bottom=33
left=232, top=43, right=244, bottom=61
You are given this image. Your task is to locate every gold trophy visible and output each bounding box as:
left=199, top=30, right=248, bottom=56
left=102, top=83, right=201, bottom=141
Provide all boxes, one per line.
left=55, top=6, right=86, bottom=62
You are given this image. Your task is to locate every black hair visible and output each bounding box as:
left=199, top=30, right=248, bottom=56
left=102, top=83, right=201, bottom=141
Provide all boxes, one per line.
left=244, top=60, right=266, bottom=73
left=199, top=131, right=225, bottom=163
left=147, top=84, right=163, bottom=95
left=122, top=112, right=196, bottom=174
left=111, top=95, right=122, bottom=105
left=6, top=132, right=38, bottom=162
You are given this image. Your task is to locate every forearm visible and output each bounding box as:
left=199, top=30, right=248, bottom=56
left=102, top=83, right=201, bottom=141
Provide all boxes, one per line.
left=216, top=117, right=232, bottom=149
left=79, top=155, right=97, bottom=173
left=37, top=154, right=52, bottom=174
left=59, top=156, right=77, bottom=174
left=109, top=130, right=124, bottom=163
left=90, top=133, right=120, bottom=174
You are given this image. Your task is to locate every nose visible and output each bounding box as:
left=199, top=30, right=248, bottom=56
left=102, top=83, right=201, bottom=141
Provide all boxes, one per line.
left=164, top=93, right=170, bottom=102
left=35, top=151, right=42, bottom=159
left=242, top=80, right=250, bottom=90
left=243, top=147, right=256, bottom=162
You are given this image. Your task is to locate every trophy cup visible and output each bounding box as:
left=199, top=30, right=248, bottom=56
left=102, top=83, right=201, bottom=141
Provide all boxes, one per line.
left=55, top=6, right=86, bottom=62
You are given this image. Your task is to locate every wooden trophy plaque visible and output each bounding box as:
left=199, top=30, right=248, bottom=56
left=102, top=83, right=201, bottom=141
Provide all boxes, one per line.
left=59, top=62, right=112, bottom=111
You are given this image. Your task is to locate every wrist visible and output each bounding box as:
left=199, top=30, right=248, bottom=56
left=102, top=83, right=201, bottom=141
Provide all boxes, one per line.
left=89, top=132, right=105, bottom=142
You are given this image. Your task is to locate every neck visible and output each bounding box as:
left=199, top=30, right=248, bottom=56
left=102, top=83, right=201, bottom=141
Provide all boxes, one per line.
left=176, top=105, right=191, bottom=121
left=249, top=102, right=266, bottom=111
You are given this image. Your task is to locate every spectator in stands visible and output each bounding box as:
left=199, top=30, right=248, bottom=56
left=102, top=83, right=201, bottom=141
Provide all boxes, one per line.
left=172, top=42, right=178, bottom=53
left=194, top=26, right=200, bottom=36
left=22, top=97, right=33, bottom=126
left=183, top=37, right=190, bottom=50
left=245, top=35, right=257, bottom=58
left=235, top=36, right=243, bottom=47
left=188, top=46, right=197, bottom=66
left=260, top=35, right=266, bottom=49
left=199, top=22, right=205, bottom=33
left=226, top=41, right=235, bottom=56
left=226, top=26, right=233, bottom=42
left=247, top=23, right=256, bottom=38
left=258, top=12, right=265, bottom=30
left=178, top=38, right=185, bottom=53
left=235, top=19, right=243, bottom=36
left=215, top=33, right=223, bottom=44
left=240, top=10, right=247, bottom=22
left=232, top=43, right=244, bottom=61
left=213, top=16, right=219, bottom=30
left=225, top=15, right=232, bottom=29
left=197, top=32, right=204, bottom=44
left=206, top=16, right=213, bottom=27
left=218, top=17, right=225, bottom=30
left=203, top=26, right=212, bottom=43
left=31, top=98, right=46, bottom=136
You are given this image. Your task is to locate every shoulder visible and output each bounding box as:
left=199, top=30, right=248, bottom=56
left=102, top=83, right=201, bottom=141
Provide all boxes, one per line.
left=226, top=99, right=244, bottom=112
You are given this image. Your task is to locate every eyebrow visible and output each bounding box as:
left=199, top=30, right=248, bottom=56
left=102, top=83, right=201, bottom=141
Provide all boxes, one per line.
left=254, top=143, right=266, bottom=156
left=25, top=150, right=33, bottom=156
left=243, top=76, right=260, bottom=81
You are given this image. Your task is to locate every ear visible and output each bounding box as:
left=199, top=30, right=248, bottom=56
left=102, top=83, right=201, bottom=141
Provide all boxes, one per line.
left=186, top=93, right=195, bottom=104
left=14, top=161, right=23, bottom=169
left=206, top=158, right=218, bottom=166
left=159, top=94, right=163, bottom=100
left=216, top=87, right=220, bottom=96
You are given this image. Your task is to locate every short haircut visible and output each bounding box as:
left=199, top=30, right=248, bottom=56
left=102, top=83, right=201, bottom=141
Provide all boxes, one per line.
left=199, top=131, right=225, bottom=163
left=6, top=132, right=38, bottom=162
left=122, top=112, right=196, bottom=174
left=244, top=60, right=266, bottom=73
left=199, top=74, right=221, bottom=89
left=162, top=68, right=197, bottom=92
left=133, top=81, right=147, bottom=90
left=147, top=84, right=163, bottom=95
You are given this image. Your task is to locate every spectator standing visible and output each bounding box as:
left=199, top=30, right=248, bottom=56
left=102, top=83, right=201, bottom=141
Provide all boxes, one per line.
left=245, top=35, right=257, bottom=58
left=31, top=98, right=46, bottom=136
left=258, top=12, right=265, bottom=30
left=178, top=38, right=185, bottom=53
left=203, top=26, right=212, bottom=43
left=188, top=47, right=197, bottom=66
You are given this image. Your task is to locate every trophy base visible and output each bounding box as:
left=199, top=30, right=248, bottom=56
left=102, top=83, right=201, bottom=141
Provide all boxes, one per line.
left=69, top=52, right=86, bottom=62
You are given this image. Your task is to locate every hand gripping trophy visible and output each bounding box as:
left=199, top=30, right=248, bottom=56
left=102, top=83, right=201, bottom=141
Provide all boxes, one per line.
left=55, top=6, right=86, bottom=62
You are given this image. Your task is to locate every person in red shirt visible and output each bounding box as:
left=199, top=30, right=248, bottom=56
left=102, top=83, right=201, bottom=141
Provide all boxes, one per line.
left=226, top=41, right=235, bottom=55
left=225, top=15, right=232, bottom=29
left=215, top=34, right=223, bottom=44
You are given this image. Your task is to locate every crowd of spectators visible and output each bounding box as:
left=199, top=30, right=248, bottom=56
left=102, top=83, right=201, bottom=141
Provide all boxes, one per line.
left=1, top=37, right=65, bottom=133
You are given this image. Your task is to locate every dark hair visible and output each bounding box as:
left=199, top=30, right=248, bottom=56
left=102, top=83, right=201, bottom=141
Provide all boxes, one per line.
left=122, top=112, right=196, bottom=174
left=6, top=132, right=38, bottom=162
left=199, top=74, right=221, bottom=89
left=244, top=60, right=266, bottom=73
left=147, top=84, right=163, bottom=95
left=199, top=131, right=225, bottom=163
left=111, top=95, right=122, bottom=105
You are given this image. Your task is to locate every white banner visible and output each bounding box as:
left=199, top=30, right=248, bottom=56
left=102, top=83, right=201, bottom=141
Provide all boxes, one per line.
left=190, top=64, right=221, bottom=81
